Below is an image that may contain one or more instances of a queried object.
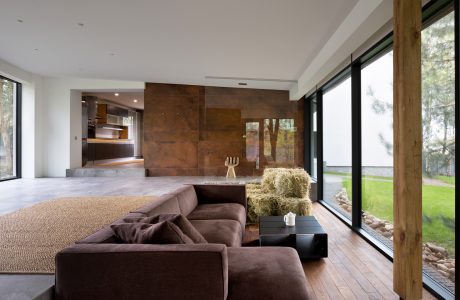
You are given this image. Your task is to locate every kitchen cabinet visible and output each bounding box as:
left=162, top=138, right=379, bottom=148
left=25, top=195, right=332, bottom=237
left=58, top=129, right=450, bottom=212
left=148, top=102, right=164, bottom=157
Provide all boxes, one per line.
left=107, top=105, right=129, bottom=117
left=87, top=143, right=134, bottom=161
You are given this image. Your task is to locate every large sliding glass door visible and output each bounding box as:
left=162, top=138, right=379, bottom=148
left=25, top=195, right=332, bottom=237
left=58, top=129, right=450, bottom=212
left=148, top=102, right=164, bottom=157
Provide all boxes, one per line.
left=0, top=76, right=20, bottom=180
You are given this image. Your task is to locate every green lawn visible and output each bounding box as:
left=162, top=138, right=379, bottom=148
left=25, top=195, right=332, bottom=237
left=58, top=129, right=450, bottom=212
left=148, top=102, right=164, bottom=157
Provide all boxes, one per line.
left=342, top=177, right=455, bottom=255
left=435, top=175, right=455, bottom=185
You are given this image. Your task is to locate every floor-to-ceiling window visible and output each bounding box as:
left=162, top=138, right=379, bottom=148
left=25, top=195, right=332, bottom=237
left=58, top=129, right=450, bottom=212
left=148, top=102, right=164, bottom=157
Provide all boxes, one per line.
left=308, top=0, right=456, bottom=297
left=311, top=100, right=317, bottom=179
left=322, top=76, right=352, bottom=219
left=0, top=76, right=20, bottom=180
left=421, top=9, right=455, bottom=294
left=360, top=51, right=394, bottom=246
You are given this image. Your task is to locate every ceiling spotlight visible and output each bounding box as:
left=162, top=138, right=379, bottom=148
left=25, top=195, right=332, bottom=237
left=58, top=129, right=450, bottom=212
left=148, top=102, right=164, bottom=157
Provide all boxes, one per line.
left=238, top=82, right=247, bottom=86
left=133, top=99, right=138, bottom=103
left=17, top=19, right=23, bottom=23
left=114, top=93, right=119, bottom=96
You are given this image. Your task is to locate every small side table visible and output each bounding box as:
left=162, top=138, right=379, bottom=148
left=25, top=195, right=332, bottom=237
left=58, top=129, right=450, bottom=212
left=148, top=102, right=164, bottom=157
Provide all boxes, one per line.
left=259, top=216, right=328, bottom=259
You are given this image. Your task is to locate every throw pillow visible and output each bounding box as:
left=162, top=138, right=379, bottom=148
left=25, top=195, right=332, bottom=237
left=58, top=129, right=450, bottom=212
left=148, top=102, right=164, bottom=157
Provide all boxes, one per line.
left=111, top=221, right=194, bottom=244
left=124, top=214, right=208, bottom=244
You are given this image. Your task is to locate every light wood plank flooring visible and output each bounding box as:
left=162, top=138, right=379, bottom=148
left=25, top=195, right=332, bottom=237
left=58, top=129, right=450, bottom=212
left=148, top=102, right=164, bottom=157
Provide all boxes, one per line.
left=246, top=202, right=437, bottom=299
left=305, top=203, right=437, bottom=299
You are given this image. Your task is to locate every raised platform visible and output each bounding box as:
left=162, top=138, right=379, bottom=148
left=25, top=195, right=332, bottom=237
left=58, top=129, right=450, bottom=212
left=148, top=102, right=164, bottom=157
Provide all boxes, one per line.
left=66, top=168, right=147, bottom=177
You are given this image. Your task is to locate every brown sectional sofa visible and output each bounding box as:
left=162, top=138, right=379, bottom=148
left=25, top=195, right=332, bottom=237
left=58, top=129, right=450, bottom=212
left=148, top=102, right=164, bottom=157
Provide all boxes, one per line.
left=55, top=184, right=310, bottom=300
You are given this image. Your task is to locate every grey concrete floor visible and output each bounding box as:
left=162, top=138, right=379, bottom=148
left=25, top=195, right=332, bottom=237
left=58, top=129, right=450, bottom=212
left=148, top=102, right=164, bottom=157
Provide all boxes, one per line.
left=0, top=176, right=259, bottom=300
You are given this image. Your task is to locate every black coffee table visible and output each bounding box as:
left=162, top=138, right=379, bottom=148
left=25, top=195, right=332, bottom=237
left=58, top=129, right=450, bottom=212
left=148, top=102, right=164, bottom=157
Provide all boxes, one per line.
left=259, top=216, right=328, bottom=259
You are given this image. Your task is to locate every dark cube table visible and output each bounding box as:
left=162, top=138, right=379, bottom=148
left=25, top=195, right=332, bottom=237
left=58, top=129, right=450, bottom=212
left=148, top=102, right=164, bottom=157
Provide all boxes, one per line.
left=259, top=216, right=328, bottom=259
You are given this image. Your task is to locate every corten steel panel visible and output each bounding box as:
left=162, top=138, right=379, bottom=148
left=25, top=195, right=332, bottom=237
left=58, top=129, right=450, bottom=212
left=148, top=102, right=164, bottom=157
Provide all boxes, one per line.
left=143, top=83, right=202, bottom=175
left=144, top=83, right=304, bottom=176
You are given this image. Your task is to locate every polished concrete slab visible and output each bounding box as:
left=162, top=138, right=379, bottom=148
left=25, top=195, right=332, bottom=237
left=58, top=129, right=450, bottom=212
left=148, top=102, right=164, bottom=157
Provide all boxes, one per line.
left=0, top=176, right=259, bottom=300
left=0, top=177, right=259, bottom=216
left=0, top=274, right=54, bottom=300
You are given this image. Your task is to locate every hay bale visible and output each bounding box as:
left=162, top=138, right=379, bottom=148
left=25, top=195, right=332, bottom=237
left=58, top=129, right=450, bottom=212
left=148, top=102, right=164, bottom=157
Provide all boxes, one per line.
left=278, top=196, right=312, bottom=216
left=274, top=168, right=311, bottom=198
left=247, top=168, right=312, bottom=223
left=261, top=168, right=279, bottom=192
left=247, top=192, right=280, bottom=223
left=246, top=183, right=263, bottom=193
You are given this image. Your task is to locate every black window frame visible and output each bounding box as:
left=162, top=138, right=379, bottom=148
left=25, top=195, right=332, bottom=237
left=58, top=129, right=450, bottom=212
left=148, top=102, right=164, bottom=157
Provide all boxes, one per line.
left=0, top=75, right=21, bottom=182
left=304, top=0, right=458, bottom=298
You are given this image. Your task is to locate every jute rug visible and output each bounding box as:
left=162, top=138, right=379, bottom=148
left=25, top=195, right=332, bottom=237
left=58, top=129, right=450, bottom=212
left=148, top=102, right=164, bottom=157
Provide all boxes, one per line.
left=0, top=196, right=157, bottom=274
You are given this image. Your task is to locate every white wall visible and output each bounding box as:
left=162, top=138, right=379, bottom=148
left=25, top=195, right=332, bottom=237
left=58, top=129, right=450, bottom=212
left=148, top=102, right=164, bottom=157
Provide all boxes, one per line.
left=0, top=59, right=44, bottom=178
left=41, top=78, right=145, bottom=177
left=0, top=58, right=145, bottom=177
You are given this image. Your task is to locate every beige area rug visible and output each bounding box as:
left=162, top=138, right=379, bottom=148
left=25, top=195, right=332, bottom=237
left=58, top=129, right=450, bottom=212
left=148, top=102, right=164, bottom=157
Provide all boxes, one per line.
left=95, top=159, right=144, bottom=166
left=0, top=196, right=156, bottom=274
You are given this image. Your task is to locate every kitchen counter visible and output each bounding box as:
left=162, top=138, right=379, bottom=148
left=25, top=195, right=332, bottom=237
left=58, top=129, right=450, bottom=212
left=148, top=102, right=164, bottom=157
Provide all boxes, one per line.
left=87, top=138, right=134, bottom=144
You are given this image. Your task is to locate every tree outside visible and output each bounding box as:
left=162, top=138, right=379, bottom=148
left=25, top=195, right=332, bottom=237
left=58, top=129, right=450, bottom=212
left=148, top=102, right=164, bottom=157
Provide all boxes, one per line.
left=0, top=78, right=16, bottom=179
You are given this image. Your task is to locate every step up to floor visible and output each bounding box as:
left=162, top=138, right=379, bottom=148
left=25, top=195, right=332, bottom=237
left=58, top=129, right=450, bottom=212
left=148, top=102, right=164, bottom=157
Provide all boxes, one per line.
left=66, top=168, right=147, bottom=177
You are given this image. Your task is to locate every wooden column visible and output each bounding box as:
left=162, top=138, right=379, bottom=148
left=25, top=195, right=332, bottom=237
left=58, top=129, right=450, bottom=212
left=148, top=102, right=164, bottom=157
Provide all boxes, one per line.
left=393, top=0, right=422, bottom=299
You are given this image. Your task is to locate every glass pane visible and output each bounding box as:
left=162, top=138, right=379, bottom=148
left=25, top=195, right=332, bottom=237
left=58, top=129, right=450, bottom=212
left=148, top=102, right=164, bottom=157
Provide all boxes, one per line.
left=263, top=119, right=296, bottom=166
left=421, top=11, right=455, bottom=295
left=322, top=77, right=352, bottom=219
left=0, top=78, right=17, bottom=179
left=245, top=122, right=259, bottom=162
left=311, top=101, right=317, bottom=179
left=202, top=87, right=303, bottom=176
left=360, top=51, right=394, bottom=247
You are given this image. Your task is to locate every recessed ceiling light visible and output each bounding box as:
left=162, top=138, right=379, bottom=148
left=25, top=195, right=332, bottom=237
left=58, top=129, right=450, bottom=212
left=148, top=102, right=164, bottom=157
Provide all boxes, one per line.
left=77, top=22, right=84, bottom=27
left=114, top=93, right=119, bottom=96
left=238, top=82, right=247, bottom=86
left=34, top=48, right=39, bottom=51
left=17, top=19, right=23, bottom=23
left=133, top=99, right=138, bottom=103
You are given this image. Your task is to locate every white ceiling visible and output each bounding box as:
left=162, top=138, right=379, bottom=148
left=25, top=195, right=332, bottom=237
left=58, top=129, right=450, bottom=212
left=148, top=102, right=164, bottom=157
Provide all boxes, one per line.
left=82, top=91, right=144, bottom=110
left=0, top=0, right=362, bottom=91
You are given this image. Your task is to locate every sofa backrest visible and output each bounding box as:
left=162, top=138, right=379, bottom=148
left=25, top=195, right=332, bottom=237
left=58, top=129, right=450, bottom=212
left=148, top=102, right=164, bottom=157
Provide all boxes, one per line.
left=130, top=194, right=181, bottom=216
left=173, top=185, right=199, bottom=216
left=55, top=243, right=229, bottom=300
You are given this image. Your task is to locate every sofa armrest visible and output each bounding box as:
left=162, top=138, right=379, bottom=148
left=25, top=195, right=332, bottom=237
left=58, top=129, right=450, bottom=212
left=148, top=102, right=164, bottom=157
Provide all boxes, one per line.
left=192, top=184, right=247, bottom=209
left=55, top=243, right=228, bottom=300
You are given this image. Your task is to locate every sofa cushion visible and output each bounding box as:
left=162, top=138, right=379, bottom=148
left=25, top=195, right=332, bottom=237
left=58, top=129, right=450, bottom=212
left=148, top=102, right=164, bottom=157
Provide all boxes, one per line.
left=190, top=219, right=242, bottom=247
left=75, top=212, right=146, bottom=244
left=111, top=221, right=194, bottom=244
left=124, top=214, right=207, bottom=244
left=227, top=247, right=310, bottom=300
left=131, top=194, right=181, bottom=216
left=75, top=226, right=120, bottom=244
left=173, top=185, right=199, bottom=216
left=187, top=203, right=246, bottom=230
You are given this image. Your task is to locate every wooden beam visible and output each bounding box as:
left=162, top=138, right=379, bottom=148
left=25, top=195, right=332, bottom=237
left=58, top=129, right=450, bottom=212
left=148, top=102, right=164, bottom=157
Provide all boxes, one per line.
left=393, top=0, right=422, bottom=299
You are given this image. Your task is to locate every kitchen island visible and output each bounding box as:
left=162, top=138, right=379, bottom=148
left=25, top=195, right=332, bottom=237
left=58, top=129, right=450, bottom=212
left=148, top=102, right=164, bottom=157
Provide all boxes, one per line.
left=87, top=138, right=134, bottom=161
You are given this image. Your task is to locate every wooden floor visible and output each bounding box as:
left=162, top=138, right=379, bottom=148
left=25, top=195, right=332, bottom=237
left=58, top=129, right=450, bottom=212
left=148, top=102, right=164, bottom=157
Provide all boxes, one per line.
left=246, top=202, right=437, bottom=300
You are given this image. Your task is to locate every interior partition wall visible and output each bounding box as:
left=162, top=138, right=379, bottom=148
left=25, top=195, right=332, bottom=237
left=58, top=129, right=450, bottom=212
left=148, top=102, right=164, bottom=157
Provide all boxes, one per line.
left=304, top=0, right=457, bottom=298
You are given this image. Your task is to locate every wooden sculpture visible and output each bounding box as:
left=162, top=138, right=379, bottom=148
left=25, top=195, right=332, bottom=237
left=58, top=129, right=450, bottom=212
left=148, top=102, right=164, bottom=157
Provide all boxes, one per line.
left=225, top=157, right=239, bottom=178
